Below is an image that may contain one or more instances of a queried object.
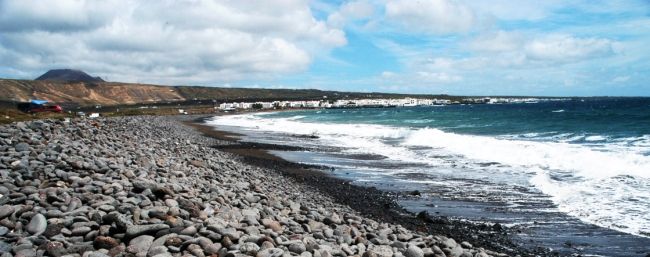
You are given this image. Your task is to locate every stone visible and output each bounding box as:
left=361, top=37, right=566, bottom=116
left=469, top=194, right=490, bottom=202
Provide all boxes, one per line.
left=391, top=241, right=407, bottom=250
left=15, top=142, right=30, bottom=152
left=150, top=233, right=177, bottom=249
left=204, top=243, right=222, bottom=255
left=0, top=206, right=14, bottom=219
left=151, top=254, right=173, bottom=257
left=341, top=245, right=354, bottom=256
left=300, top=252, right=312, bottom=257
left=165, top=237, right=183, bottom=247
left=94, top=236, right=120, bottom=249
left=0, top=241, right=11, bottom=252
left=256, top=248, right=284, bottom=257
left=179, top=226, right=197, bottom=235
left=68, top=242, right=95, bottom=253
left=14, top=248, right=36, bottom=257
left=71, top=226, right=92, bottom=236
left=441, top=238, right=457, bottom=249
left=164, top=199, right=178, bottom=207
left=187, top=244, right=205, bottom=257
left=26, top=213, right=47, bottom=236
left=189, top=160, right=205, bottom=168
left=147, top=246, right=168, bottom=257
left=404, top=245, right=424, bottom=257
left=261, top=219, right=283, bottom=232
left=323, top=214, right=341, bottom=225
left=108, top=244, right=127, bottom=256
left=126, top=224, right=170, bottom=238
left=221, top=236, right=234, bottom=248
left=103, top=212, right=132, bottom=230
left=84, top=252, right=111, bottom=257
left=244, top=194, right=260, bottom=203
left=260, top=241, right=275, bottom=250
left=397, top=233, right=413, bottom=241
left=474, top=251, right=490, bottom=257
left=445, top=246, right=463, bottom=257
left=239, top=242, right=261, bottom=255
left=369, top=245, right=393, bottom=257
left=288, top=243, right=306, bottom=254
left=459, top=251, right=473, bottom=257
left=217, top=227, right=241, bottom=240
left=45, top=241, right=67, bottom=257
left=431, top=246, right=444, bottom=255
left=46, top=210, right=64, bottom=218
left=315, top=249, right=332, bottom=257
left=13, top=243, right=34, bottom=253
left=303, top=238, right=318, bottom=252
left=43, top=223, right=64, bottom=238
left=127, top=235, right=155, bottom=254
left=362, top=250, right=377, bottom=257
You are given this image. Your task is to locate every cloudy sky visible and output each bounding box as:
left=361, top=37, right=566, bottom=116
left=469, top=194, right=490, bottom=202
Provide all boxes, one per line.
left=1, top=0, right=649, bottom=96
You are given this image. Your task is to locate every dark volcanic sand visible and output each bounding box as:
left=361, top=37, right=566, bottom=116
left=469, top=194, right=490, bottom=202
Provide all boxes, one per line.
left=188, top=117, right=554, bottom=256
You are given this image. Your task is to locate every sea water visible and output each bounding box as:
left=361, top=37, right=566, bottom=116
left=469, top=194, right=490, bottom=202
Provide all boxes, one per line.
left=207, top=98, right=650, bottom=256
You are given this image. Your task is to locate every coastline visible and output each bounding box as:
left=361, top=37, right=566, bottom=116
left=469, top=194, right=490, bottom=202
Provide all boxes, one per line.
left=189, top=115, right=549, bottom=256
left=198, top=107, right=650, bottom=257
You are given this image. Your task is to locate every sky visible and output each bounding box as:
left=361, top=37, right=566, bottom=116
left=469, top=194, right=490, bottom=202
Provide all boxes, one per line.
left=0, top=0, right=649, bottom=96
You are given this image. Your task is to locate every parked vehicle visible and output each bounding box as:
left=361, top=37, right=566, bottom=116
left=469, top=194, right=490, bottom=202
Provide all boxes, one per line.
left=29, top=105, right=63, bottom=113
left=17, top=100, right=63, bottom=113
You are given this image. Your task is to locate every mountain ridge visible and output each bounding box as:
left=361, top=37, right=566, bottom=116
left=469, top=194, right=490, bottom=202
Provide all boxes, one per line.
left=35, top=69, right=105, bottom=83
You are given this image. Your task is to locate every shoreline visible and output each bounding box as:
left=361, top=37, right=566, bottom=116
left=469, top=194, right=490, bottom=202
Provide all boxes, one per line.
left=189, top=115, right=550, bottom=256
left=197, top=108, right=650, bottom=257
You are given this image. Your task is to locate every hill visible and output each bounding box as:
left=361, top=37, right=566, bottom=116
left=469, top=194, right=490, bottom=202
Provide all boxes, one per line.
left=36, top=69, right=105, bottom=83
left=0, top=78, right=458, bottom=107
left=0, top=79, right=183, bottom=106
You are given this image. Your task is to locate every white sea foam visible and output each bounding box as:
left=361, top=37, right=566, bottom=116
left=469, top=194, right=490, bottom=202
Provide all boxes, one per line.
left=531, top=171, right=650, bottom=237
left=284, top=115, right=306, bottom=121
left=403, top=129, right=650, bottom=180
left=208, top=113, right=650, bottom=237
left=585, top=135, right=607, bottom=141
left=404, top=119, right=436, bottom=124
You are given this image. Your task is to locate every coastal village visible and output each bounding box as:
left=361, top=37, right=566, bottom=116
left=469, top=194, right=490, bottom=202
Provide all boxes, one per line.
left=217, top=97, right=562, bottom=111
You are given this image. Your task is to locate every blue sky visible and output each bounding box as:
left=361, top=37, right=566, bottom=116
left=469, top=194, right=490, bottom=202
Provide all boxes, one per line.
left=1, top=0, right=649, bottom=96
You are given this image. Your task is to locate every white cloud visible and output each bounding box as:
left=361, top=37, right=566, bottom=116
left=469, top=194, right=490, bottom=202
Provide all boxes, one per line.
left=467, top=30, right=523, bottom=52
left=380, top=71, right=397, bottom=78
left=611, top=75, right=631, bottom=83
left=0, top=0, right=115, bottom=32
left=455, top=32, right=617, bottom=69
left=327, top=0, right=375, bottom=28
left=461, top=0, right=564, bottom=21
left=0, top=0, right=346, bottom=84
left=416, top=71, right=462, bottom=82
left=524, top=35, right=614, bottom=63
left=373, top=30, right=618, bottom=93
left=385, top=0, right=475, bottom=34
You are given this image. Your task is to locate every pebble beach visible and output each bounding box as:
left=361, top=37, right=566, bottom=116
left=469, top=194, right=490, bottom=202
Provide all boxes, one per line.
left=0, top=116, right=509, bottom=257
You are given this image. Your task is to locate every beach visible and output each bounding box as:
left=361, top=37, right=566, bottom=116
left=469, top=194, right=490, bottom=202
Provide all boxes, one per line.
left=0, top=115, right=516, bottom=257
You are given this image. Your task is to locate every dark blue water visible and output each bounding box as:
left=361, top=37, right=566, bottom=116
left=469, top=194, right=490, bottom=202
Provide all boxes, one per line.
left=266, top=98, right=650, bottom=144
left=209, top=98, right=650, bottom=256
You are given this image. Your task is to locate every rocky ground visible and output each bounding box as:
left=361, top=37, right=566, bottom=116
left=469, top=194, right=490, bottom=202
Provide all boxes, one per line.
left=0, top=116, right=508, bottom=257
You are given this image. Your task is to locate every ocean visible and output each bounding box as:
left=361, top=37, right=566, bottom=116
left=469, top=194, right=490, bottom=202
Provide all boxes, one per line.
left=207, top=98, right=650, bottom=256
